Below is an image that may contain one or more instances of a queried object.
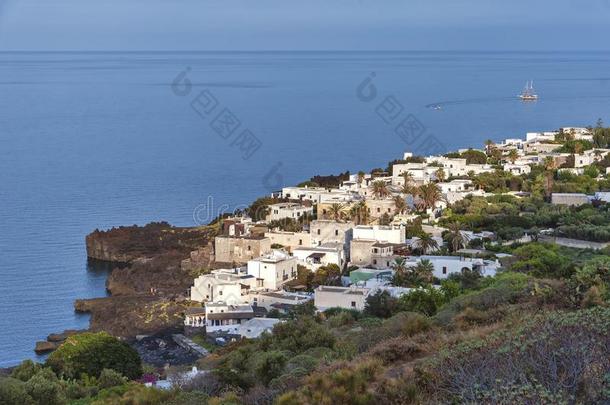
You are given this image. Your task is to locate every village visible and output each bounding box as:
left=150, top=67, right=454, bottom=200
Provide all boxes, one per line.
left=182, top=125, right=610, bottom=342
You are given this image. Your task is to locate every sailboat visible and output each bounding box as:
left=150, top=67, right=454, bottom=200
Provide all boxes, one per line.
left=519, top=80, right=538, bottom=101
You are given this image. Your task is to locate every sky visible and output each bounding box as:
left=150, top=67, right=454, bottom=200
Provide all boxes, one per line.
left=1, top=0, right=610, bottom=51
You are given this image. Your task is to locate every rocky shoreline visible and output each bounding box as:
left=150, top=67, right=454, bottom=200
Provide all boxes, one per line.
left=36, top=222, right=217, bottom=361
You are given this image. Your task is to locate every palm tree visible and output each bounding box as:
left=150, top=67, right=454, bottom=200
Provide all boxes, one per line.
left=507, top=149, right=519, bottom=164
left=417, top=183, right=442, bottom=211
left=543, top=156, right=556, bottom=171
left=328, top=203, right=345, bottom=222
left=484, top=139, right=495, bottom=155
left=393, top=195, right=407, bottom=215
left=350, top=201, right=369, bottom=225
left=401, top=182, right=417, bottom=196
left=413, top=259, right=434, bottom=285
left=401, top=171, right=414, bottom=186
left=391, top=257, right=408, bottom=285
left=371, top=180, right=389, bottom=199
left=414, top=233, right=438, bottom=254
left=434, top=168, right=446, bottom=182
left=447, top=222, right=470, bottom=252
left=357, top=171, right=366, bottom=185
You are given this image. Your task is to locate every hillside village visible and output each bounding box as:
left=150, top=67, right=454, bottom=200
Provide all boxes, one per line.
left=183, top=125, right=610, bottom=341
left=6, top=124, right=610, bottom=404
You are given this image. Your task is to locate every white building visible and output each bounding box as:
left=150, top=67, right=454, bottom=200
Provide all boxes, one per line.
left=437, top=179, right=472, bottom=194
left=391, top=163, right=436, bottom=185
left=266, top=203, right=313, bottom=222
left=404, top=255, right=500, bottom=278
left=353, top=225, right=405, bottom=244
left=280, top=186, right=356, bottom=204
left=248, top=290, right=313, bottom=312
left=503, top=163, right=532, bottom=176
left=190, top=268, right=257, bottom=304
left=314, top=285, right=370, bottom=311
left=204, top=302, right=255, bottom=334
left=247, top=250, right=298, bottom=290
left=293, top=242, right=345, bottom=270
left=237, top=318, right=282, bottom=339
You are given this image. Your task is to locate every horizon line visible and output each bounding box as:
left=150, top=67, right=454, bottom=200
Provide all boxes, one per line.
left=2, top=49, right=610, bottom=53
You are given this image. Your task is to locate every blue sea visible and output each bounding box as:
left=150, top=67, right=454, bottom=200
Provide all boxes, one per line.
left=1, top=51, right=610, bottom=367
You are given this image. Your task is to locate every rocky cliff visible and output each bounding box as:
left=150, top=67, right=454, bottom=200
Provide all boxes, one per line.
left=76, top=222, right=216, bottom=339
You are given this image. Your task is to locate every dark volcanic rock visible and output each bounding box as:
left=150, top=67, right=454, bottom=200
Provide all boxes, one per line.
left=75, top=296, right=191, bottom=338
left=76, top=222, right=216, bottom=339
left=132, top=334, right=200, bottom=367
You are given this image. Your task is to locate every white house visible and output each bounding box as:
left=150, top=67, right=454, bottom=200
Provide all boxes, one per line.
left=353, top=225, right=405, bottom=244
left=293, top=242, right=345, bottom=270
left=248, top=290, right=313, bottom=312
left=237, top=318, right=282, bottom=339
left=204, top=302, right=255, bottom=334
left=266, top=203, right=313, bottom=222
left=247, top=250, right=298, bottom=290
left=190, top=268, right=257, bottom=304
left=404, top=255, right=500, bottom=278
left=437, top=179, right=472, bottom=194
left=314, top=285, right=370, bottom=311
left=503, top=163, right=532, bottom=176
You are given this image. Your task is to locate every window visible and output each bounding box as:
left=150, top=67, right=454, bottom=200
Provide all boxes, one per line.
left=317, top=229, right=321, bottom=235
left=373, top=259, right=377, bottom=264
left=247, top=245, right=251, bottom=251
left=442, top=266, right=447, bottom=275
left=377, top=208, right=381, bottom=213
left=299, top=239, right=303, bottom=245
left=335, top=229, right=339, bottom=236
left=351, top=301, right=356, bottom=307
left=219, top=290, right=223, bottom=295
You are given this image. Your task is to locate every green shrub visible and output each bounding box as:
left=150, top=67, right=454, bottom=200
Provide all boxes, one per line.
left=97, top=368, right=127, bottom=389
left=24, top=368, right=63, bottom=405
left=46, top=332, right=142, bottom=380
left=0, top=377, right=35, bottom=405
left=10, top=360, right=42, bottom=382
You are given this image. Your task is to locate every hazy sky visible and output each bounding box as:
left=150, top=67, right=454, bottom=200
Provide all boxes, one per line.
left=1, top=0, right=610, bottom=51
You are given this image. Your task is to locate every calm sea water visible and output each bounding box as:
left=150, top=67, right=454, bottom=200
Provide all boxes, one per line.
left=1, top=51, right=610, bottom=366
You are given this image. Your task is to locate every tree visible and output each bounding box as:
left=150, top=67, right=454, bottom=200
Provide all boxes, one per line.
left=312, top=264, right=342, bottom=287
left=401, top=171, right=414, bottom=186
left=417, top=183, right=442, bottom=211
left=413, top=259, right=434, bottom=285
left=484, top=139, right=495, bottom=155
left=391, top=257, right=408, bottom=286
left=434, top=168, right=446, bottom=182
left=357, top=171, right=366, bottom=185
left=413, top=233, right=438, bottom=254
left=46, top=332, right=142, bottom=380
left=446, top=222, right=470, bottom=252
left=364, top=290, right=398, bottom=318
left=371, top=180, right=390, bottom=199
left=393, top=195, right=407, bottom=215
left=328, top=203, right=345, bottom=221
left=350, top=201, right=369, bottom=225
left=507, top=149, right=519, bottom=164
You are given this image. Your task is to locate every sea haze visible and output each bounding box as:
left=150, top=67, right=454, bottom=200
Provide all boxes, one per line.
left=1, top=51, right=610, bottom=366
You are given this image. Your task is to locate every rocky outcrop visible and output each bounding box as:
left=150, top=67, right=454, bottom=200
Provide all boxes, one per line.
left=76, top=222, right=217, bottom=339
left=35, top=341, right=58, bottom=354
left=181, top=244, right=215, bottom=273
left=75, top=296, right=190, bottom=338
left=86, top=222, right=214, bottom=263
left=33, top=329, right=86, bottom=355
